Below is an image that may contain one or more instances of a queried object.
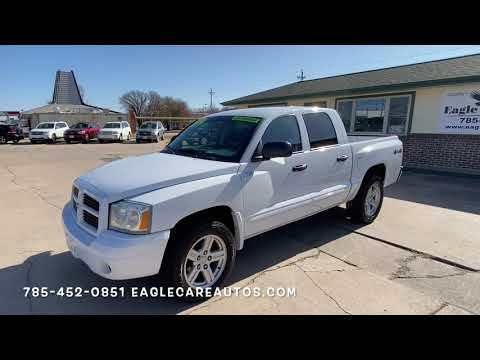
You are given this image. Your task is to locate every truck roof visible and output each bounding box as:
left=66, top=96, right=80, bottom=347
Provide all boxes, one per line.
left=210, top=106, right=329, bottom=119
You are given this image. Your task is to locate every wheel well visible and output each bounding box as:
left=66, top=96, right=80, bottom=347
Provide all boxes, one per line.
left=171, top=206, right=235, bottom=238
left=159, top=206, right=236, bottom=278
left=363, top=164, right=386, bottom=183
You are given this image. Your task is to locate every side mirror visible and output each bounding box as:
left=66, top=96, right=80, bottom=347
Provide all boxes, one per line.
left=262, top=141, right=293, bottom=160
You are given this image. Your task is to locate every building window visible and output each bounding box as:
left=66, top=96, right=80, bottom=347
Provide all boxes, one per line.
left=302, top=112, right=338, bottom=149
left=354, top=98, right=386, bottom=132
left=387, top=96, right=410, bottom=134
left=304, top=101, right=327, bottom=107
left=337, top=100, right=353, bottom=131
left=336, top=94, right=412, bottom=135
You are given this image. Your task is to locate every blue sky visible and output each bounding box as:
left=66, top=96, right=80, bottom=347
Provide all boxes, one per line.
left=2, top=45, right=480, bottom=112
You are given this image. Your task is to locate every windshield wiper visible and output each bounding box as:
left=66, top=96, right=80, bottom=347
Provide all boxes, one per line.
left=175, top=148, right=216, bottom=160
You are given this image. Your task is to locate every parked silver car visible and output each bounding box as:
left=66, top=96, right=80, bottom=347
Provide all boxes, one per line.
left=136, top=121, right=165, bottom=143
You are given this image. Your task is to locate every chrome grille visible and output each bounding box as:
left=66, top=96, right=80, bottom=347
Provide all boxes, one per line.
left=83, top=193, right=99, bottom=211
left=83, top=210, right=99, bottom=229
left=73, top=185, right=103, bottom=237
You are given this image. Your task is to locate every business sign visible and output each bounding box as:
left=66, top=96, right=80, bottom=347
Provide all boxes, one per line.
left=438, top=90, right=480, bottom=134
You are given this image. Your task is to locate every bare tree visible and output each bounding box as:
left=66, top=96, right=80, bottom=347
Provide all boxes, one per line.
left=119, top=90, right=150, bottom=116
left=120, top=90, right=192, bottom=128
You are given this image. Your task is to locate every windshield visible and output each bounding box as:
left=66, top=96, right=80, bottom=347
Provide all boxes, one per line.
left=140, top=122, right=157, bottom=129
left=37, top=123, right=54, bottom=129
left=72, top=123, right=88, bottom=129
left=166, top=115, right=262, bottom=163
left=104, top=123, right=120, bottom=129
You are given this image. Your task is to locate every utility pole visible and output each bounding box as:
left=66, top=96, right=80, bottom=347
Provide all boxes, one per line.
left=297, top=69, right=306, bottom=81
left=208, top=88, right=215, bottom=111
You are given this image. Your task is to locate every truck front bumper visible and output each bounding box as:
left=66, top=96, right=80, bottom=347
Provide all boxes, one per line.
left=98, top=133, right=120, bottom=141
left=62, top=202, right=170, bottom=280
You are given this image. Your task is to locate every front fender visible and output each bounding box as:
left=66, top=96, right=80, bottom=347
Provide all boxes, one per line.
left=129, top=173, right=244, bottom=235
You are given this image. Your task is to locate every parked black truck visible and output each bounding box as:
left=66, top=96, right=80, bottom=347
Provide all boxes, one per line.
left=0, top=124, right=24, bottom=144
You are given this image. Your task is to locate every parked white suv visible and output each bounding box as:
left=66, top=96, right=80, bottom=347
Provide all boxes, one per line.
left=98, top=121, right=131, bottom=143
left=62, top=107, right=403, bottom=297
left=30, top=121, right=69, bottom=144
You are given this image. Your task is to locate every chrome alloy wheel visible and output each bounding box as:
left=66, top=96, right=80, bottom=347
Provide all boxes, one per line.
left=364, top=182, right=381, bottom=217
left=183, top=234, right=227, bottom=288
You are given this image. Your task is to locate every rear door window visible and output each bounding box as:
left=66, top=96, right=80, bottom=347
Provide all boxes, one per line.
left=302, top=112, right=338, bottom=149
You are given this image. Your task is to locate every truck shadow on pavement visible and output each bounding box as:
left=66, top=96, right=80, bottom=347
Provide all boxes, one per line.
left=0, top=207, right=358, bottom=315
left=384, top=170, right=480, bottom=215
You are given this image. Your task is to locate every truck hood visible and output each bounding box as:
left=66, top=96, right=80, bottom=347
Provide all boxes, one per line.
left=76, top=153, right=240, bottom=203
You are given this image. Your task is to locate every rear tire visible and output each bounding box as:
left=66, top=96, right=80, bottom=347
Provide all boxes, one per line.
left=347, top=175, right=384, bottom=224
left=162, top=220, right=236, bottom=302
left=99, top=139, right=104, bottom=144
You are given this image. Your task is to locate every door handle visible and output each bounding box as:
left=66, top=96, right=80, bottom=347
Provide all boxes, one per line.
left=337, top=155, right=349, bottom=162
left=292, top=164, right=308, bottom=172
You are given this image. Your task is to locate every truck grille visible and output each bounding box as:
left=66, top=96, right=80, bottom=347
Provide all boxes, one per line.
left=31, top=131, right=43, bottom=135
left=83, top=193, right=99, bottom=211
left=83, top=210, right=99, bottom=229
left=139, top=131, right=152, bottom=136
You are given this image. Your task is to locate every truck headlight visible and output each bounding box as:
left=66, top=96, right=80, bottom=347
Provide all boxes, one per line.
left=109, top=201, right=152, bottom=234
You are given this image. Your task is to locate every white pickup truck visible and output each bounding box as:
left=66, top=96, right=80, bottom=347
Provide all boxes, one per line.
left=62, top=107, right=403, bottom=294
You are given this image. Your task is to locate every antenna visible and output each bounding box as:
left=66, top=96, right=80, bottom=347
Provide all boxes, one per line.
left=208, top=88, right=215, bottom=111
left=297, top=69, right=306, bottom=81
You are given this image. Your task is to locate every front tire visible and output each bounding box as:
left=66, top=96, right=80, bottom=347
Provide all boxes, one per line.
left=0, top=135, right=7, bottom=144
left=51, top=134, right=56, bottom=144
left=83, top=134, right=89, bottom=143
left=347, top=175, right=384, bottom=224
left=163, top=221, right=236, bottom=301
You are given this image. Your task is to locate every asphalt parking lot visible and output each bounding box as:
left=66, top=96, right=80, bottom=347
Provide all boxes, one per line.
left=0, top=136, right=479, bottom=314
